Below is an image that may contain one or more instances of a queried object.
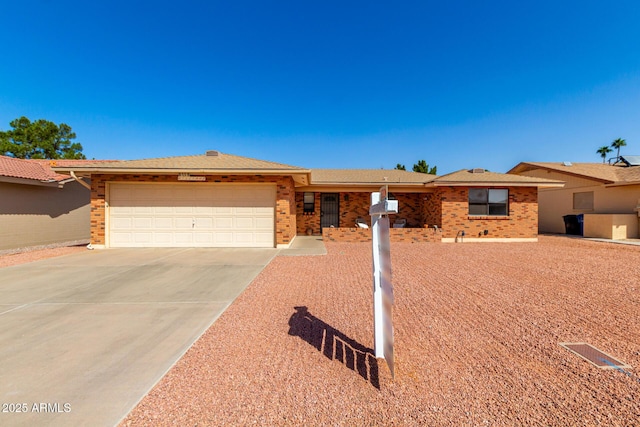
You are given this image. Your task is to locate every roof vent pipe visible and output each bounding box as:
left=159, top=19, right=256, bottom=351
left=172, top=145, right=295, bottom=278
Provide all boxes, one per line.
left=206, top=150, right=219, bottom=156
left=471, top=168, right=485, bottom=173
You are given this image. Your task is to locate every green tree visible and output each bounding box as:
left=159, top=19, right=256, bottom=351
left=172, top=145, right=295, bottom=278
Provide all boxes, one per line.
left=412, top=160, right=437, bottom=175
left=394, top=163, right=406, bottom=170
left=0, top=116, right=85, bottom=159
left=596, top=145, right=612, bottom=163
left=610, top=137, right=626, bottom=160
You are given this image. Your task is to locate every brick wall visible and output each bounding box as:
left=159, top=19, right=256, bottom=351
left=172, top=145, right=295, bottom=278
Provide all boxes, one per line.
left=296, top=192, right=321, bottom=234
left=322, top=226, right=441, bottom=243
left=296, top=191, right=426, bottom=233
left=422, top=192, right=442, bottom=228
left=90, top=174, right=296, bottom=247
left=439, top=186, right=538, bottom=239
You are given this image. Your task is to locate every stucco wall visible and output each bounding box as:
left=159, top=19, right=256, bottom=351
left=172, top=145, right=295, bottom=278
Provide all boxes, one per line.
left=517, top=169, right=640, bottom=234
left=0, top=180, right=90, bottom=250
left=583, top=213, right=639, bottom=239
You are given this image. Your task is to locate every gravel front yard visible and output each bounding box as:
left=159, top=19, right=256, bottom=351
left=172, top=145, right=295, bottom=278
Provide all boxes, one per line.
left=0, top=244, right=87, bottom=268
left=111, top=236, right=637, bottom=425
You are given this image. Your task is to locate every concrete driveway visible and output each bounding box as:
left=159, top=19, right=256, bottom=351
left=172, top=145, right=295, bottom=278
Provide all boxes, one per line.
left=0, top=247, right=277, bottom=427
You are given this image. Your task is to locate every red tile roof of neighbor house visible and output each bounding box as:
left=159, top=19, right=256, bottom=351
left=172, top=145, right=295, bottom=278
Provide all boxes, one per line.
left=0, top=155, right=98, bottom=183
left=508, top=161, right=640, bottom=185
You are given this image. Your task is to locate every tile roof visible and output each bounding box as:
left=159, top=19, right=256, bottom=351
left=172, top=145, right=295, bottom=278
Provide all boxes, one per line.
left=52, top=152, right=308, bottom=173
left=0, top=155, right=69, bottom=182
left=432, top=169, right=564, bottom=187
left=508, top=162, right=640, bottom=185
left=311, top=169, right=436, bottom=185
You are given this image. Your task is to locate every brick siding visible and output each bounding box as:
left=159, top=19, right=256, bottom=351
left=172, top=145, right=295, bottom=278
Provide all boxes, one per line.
left=296, top=191, right=427, bottom=233
left=306, top=187, right=538, bottom=242
left=439, top=186, right=538, bottom=239
left=90, top=174, right=296, bottom=247
left=322, top=227, right=441, bottom=243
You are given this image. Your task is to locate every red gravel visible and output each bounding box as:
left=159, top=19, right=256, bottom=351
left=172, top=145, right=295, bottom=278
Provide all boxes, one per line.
left=0, top=245, right=87, bottom=268
left=121, top=236, right=640, bottom=426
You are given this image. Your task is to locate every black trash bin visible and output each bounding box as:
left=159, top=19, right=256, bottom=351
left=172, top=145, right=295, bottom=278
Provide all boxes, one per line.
left=563, top=215, right=581, bottom=235
left=576, top=214, right=584, bottom=236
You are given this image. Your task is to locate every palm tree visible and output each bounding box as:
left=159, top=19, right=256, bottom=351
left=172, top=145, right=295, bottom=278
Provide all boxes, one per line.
left=611, top=138, right=627, bottom=160
left=596, top=145, right=612, bottom=163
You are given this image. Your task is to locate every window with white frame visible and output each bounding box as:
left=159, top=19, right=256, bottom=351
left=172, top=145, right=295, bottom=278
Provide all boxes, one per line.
left=468, top=188, right=509, bottom=216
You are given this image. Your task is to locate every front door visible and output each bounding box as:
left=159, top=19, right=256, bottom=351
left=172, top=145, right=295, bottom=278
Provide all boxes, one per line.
left=320, top=193, right=340, bottom=229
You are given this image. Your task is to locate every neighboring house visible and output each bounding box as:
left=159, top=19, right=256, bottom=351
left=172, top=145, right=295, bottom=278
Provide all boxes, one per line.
left=509, top=157, right=640, bottom=239
left=0, top=156, right=92, bottom=250
left=51, top=151, right=562, bottom=249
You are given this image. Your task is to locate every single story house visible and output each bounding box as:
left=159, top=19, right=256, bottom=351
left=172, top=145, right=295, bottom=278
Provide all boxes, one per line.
left=509, top=157, right=640, bottom=239
left=0, top=155, right=92, bottom=250
left=52, top=151, right=563, bottom=249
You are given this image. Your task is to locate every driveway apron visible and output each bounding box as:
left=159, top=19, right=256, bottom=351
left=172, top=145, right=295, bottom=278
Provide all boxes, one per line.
left=0, top=247, right=276, bottom=427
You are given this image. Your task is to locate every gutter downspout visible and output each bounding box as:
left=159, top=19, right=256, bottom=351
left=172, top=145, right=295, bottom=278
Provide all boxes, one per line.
left=70, top=171, right=91, bottom=190
left=70, top=171, right=94, bottom=250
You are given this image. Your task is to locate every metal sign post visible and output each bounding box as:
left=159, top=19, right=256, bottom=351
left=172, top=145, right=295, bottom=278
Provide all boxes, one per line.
left=369, top=185, right=398, bottom=378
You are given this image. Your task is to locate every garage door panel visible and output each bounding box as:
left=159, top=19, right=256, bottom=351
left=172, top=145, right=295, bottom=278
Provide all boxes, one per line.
left=194, top=206, right=214, bottom=214
left=235, top=233, right=254, bottom=243
left=111, top=217, right=133, bottom=229
left=255, top=217, right=274, bottom=229
left=134, top=218, right=153, bottom=229
left=255, top=232, right=275, bottom=244
left=134, top=233, right=152, bottom=244
left=174, top=206, right=193, bottom=214
left=215, top=232, right=233, bottom=245
left=151, top=233, right=170, bottom=244
left=174, top=233, right=193, bottom=244
left=215, top=217, right=234, bottom=229
left=195, top=217, right=214, bottom=228
left=109, top=183, right=275, bottom=247
left=154, top=218, right=173, bottom=228
left=174, top=218, right=193, bottom=229
left=214, top=207, right=233, bottom=214
left=194, top=233, right=213, bottom=244
left=110, top=232, right=132, bottom=245
left=133, top=206, right=154, bottom=214
left=235, top=217, right=254, bottom=228
left=255, top=206, right=274, bottom=214
left=235, top=207, right=257, bottom=215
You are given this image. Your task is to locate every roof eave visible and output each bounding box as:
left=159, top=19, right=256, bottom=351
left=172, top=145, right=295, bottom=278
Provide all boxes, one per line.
left=604, top=180, right=640, bottom=188
left=0, top=175, right=65, bottom=187
left=297, top=183, right=433, bottom=193
left=427, top=181, right=565, bottom=188
left=508, top=162, right=614, bottom=184
left=310, top=181, right=429, bottom=186
left=52, top=167, right=310, bottom=175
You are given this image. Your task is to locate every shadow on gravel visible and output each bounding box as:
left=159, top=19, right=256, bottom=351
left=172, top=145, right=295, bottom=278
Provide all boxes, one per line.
left=288, top=306, right=380, bottom=389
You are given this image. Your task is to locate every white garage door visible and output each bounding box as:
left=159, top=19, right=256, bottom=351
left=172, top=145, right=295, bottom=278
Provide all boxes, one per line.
left=108, top=183, right=276, bottom=248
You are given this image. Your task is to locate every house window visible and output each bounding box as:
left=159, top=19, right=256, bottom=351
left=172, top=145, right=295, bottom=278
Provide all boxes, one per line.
left=303, top=192, right=315, bottom=214
left=469, top=188, right=509, bottom=216
left=573, top=191, right=594, bottom=210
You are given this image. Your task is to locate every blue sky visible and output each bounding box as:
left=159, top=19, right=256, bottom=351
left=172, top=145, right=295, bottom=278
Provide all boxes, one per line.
left=1, top=1, right=639, bottom=173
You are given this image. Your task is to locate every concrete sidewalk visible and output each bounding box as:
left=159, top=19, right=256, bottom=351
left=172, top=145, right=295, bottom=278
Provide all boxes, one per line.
left=0, top=247, right=276, bottom=427
left=279, top=236, right=327, bottom=256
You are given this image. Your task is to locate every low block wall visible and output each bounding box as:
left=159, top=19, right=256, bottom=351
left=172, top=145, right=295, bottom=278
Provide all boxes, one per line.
left=583, top=213, right=639, bottom=239
left=322, top=227, right=441, bottom=243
